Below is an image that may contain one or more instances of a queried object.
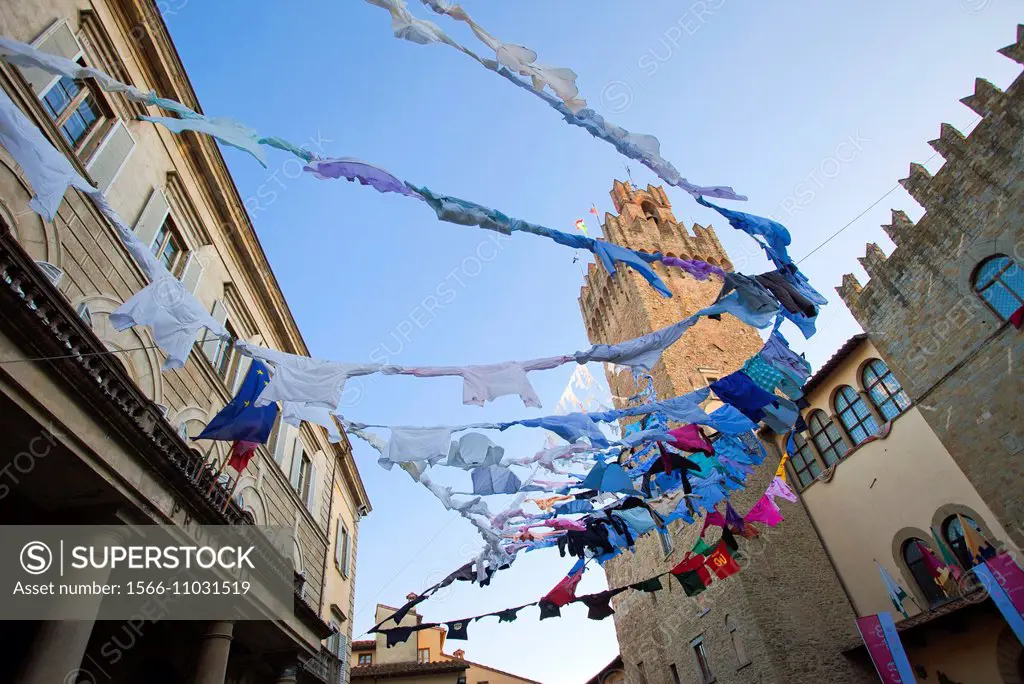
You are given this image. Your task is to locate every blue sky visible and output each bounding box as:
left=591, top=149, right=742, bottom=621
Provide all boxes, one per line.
left=165, top=2, right=1021, bottom=681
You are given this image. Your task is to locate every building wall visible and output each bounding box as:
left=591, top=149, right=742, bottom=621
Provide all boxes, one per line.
left=837, top=26, right=1024, bottom=551
left=0, top=0, right=369, bottom=626
left=374, top=605, right=421, bottom=666
left=580, top=183, right=870, bottom=684
left=785, top=339, right=1012, bottom=617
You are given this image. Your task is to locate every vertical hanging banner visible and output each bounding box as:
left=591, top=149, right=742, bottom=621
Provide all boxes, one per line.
left=855, top=612, right=914, bottom=683
left=976, top=556, right=1024, bottom=644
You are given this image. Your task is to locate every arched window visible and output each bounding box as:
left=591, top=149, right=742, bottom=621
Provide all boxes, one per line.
left=942, top=515, right=983, bottom=568
left=862, top=359, right=911, bottom=420
left=789, top=432, right=822, bottom=488
left=902, top=538, right=946, bottom=605
left=973, top=255, right=1024, bottom=320
left=640, top=201, right=660, bottom=226
left=834, top=386, right=879, bottom=445
left=808, top=410, right=847, bottom=466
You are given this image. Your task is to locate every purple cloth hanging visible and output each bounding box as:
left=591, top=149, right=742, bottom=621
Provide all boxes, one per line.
left=304, top=157, right=422, bottom=198
left=660, top=257, right=726, bottom=281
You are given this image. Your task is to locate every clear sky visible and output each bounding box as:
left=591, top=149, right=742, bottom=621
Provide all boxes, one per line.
left=164, top=2, right=1020, bottom=681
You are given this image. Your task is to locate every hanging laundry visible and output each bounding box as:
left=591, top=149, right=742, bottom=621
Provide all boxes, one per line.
left=140, top=114, right=269, bottom=166
left=779, top=265, right=828, bottom=306
left=531, top=495, right=574, bottom=512
left=447, top=432, right=505, bottom=469
left=706, top=405, right=759, bottom=436
left=775, top=308, right=817, bottom=340
left=614, top=508, right=660, bottom=537
left=227, top=441, right=259, bottom=473
left=445, top=619, right=470, bottom=641
left=576, top=315, right=699, bottom=373
left=493, top=606, right=525, bottom=623
left=724, top=501, right=747, bottom=536
left=577, top=587, right=628, bottom=620
left=706, top=541, right=741, bottom=580
left=699, top=510, right=727, bottom=537
left=695, top=196, right=792, bottom=267
left=699, top=291, right=781, bottom=329
left=765, top=476, right=798, bottom=504
left=282, top=402, right=342, bottom=443
left=761, top=398, right=801, bottom=435
left=710, top=372, right=779, bottom=423
left=691, top=538, right=714, bottom=557
left=630, top=576, right=664, bottom=593
left=198, top=361, right=279, bottom=443
left=671, top=554, right=713, bottom=596
left=394, top=356, right=571, bottom=408
left=388, top=427, right=453, bottom=463
left=304, top=157, right=421, bottom=198
left=539, top=566, right=585, bottom=619
left=384, top=623, right=437, bottom=648
left=236, top=341, right=385, bottom=410
left=744, top=495, right=784, bottom=527
left=760, top=333, right=812, bottom=383
left=507, top=413, right=609, bottom=447
left=580, top=460, right=640, bottom=495
left=721, top=526, right=740, bottom=553
left=755, top=270, right=817, bottom=317
left=741, top=355, right=787, bottom=395
left=0, top=85, right=98, bottom=221
left=109, top=277, right=230, bottom=371
left=666, top=425, right=715, bottom=456
left=471, top=465, right=523, bottom=495
left=660, top=257, right=726, bottom=281
left=553, top=499, right=594, bottom=515
left=713, top=273, right=782, bottom=321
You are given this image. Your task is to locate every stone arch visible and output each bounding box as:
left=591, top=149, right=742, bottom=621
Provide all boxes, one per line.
left=706, top=256, right=720, bottom=267
left=891, top=525, right=938, bottom=608
left=720, top=259, right=733, bottom=271
left=956, top=227, right=1018, bottom=301
left=237, top=480, right=267, bottom=525
left=0, top=159, right=62, bottom=265
left=929, top=502, right=1001, bottom=549
left=74, top=293, right=162, bottom=402
left=996, top=624, right=1024, bottom=684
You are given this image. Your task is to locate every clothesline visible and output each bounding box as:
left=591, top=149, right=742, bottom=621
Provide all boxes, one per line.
left=0, top=37, right=761, bottom=302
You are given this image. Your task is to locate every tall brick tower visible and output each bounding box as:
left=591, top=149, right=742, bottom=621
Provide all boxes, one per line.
left=579, top=182, right=871, bottom=684
left=579, top=180, right=763, bottom=405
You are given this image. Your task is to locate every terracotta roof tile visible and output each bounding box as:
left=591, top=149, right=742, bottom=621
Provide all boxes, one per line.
left=351, top=661, right=469, bottom=679
left=352, top=640, right=375, bottom=650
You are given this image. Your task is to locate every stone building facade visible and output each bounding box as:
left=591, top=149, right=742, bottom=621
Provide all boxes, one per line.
left=580, top=23, right=1024, bottom=684
left=0, top=1, right=370, bottom=682
left=837, top=24, right=1024, bottom=553
left=579, top=184, right=870, bottom=684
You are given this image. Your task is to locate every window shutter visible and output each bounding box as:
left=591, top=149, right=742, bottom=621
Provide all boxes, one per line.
left=75, top=302, right=92, bottom=327
left=22, top=20, right=82, bottom=95
left=201, top=300, right=228, bottom=361
left=334, top=521, right=343, bottom=568
left=289, top=440, right=304, bottom=491
left=134, top=187, right=170, bottom=252
left=86, top=120, right=135, bottom=191
left=179, top=251, right=205, bottom=294
left=233, top=354, right=252, bottom=395
left=305, top=462, right=318, bottom=513
left=271, top=418, right=288, bottom=465
left=344, top=528, right=351, bottom=577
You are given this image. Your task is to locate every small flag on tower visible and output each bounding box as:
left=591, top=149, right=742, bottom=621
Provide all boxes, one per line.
left=589, top=204, right=599, bottom=217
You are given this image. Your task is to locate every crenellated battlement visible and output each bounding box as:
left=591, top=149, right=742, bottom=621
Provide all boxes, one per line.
left=838, top=24, right=1024, bottom=314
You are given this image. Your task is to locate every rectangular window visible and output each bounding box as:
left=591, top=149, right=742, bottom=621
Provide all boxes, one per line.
left=150, top=216, right=185, bottom=275
left=691, top=636, right=715, bottom=683
left=297, top=453, right=312, bottom=500
left=358, top=654, right=372, bottom=665
left=336, top=521, right=351, bottom=578
left=41, top=73, right=104, bottom=151
left=417, top=648, right=430, bottom=664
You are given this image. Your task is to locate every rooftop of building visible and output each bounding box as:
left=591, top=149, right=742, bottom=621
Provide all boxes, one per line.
left=350, top=660, right=469, bottom=680
left=801, top=333, right=869, bottom=397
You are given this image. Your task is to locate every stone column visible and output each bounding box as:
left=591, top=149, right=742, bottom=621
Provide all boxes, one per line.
left=16, top=528, right=121, bottom=684
left=192, top=621, right=235, bottom=684
left=275, top=664, right=299, bottom=684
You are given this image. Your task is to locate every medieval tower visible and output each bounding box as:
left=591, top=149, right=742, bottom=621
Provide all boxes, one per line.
left=579, top=182, right=874, bottom=684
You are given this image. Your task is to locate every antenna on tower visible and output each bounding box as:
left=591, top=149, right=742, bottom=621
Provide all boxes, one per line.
left=623, top=164, right=634, bottom=188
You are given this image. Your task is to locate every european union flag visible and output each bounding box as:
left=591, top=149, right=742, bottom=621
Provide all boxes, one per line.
left=197, top=360, right=278, bottom=443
